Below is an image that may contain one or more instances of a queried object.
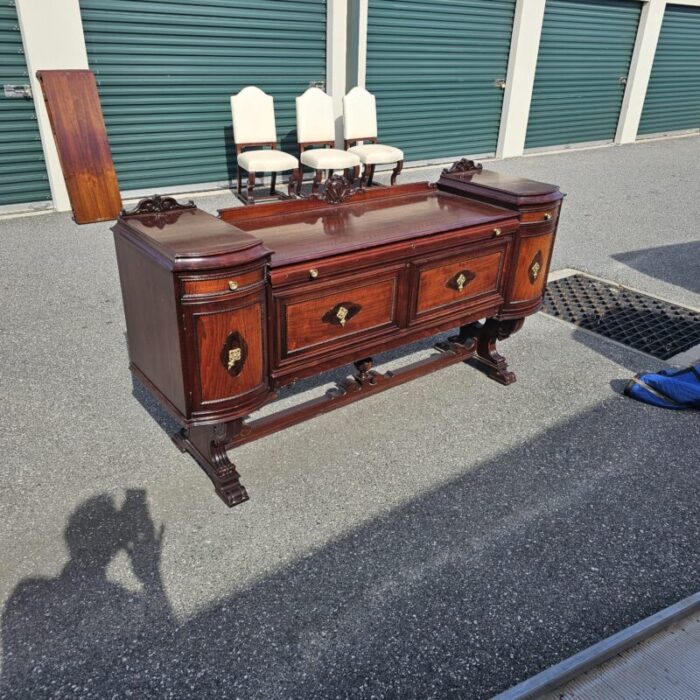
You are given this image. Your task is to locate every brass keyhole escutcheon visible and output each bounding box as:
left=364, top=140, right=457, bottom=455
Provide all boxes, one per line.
left=309, top=268, right=319, bottom=279
left=227, top=347, right=242, bottom=369
left=228, top=280, right=239, bottom=291
left=455, top=273, right=468, bottom=291
left=336, top=306, right=349, bottom=326
left=530, top=261, right=541, bottom=280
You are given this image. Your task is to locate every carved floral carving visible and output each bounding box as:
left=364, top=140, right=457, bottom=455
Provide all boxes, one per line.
left=441, top=158, right=483, bottom=176
left=121, top=194, right=196, bottom=217
left=314, top=174, right=364, bottom=205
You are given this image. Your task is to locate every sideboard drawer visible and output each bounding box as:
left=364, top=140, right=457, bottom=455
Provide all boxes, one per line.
left=411, top=243, right=508, bottom=322
left=276, top=269, right=400, bottom=358
left=181, top=266, right=264, bottom=299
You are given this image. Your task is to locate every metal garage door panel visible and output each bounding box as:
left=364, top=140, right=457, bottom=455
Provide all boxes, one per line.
left=0, top=0, right=51, bottom=206
left=80, top=0, right=326, bottom=193
left=526, top=0, right=641, bottom=149
left=638, top=5, right=700, bottom=136
left=366, top=0, right=516, bottom=163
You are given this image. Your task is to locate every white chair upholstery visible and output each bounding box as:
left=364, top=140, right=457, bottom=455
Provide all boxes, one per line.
left=348, top=143, right=404, bottom=165
left=231, top=86, right=277, bottom=145
left=296, top=87, right=336, bottom=144
left=238, top=149, right=298, bottom=172
left=300, top=148, right=359, bottom=170
left=343, top=86, right=378, bottom=141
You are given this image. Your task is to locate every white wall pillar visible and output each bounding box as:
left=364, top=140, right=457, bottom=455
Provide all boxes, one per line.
left=15, top=0, right=89, bottom=211
left=496, top=0, right=547, bottom=159
left=326, top=0, right=348, bottom=147
left=615, top=0, right=666, bottom=143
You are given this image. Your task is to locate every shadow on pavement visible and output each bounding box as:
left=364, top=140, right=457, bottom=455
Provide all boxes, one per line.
left=613, top=241, right=700, bottom=296
left=2, top=398, right=698, bottom=699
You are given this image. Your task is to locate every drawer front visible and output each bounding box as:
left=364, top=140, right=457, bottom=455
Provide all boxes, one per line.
left=510, top=231, right=554, bottom=304
left=182, top=267, right=264, bottom=299
left=412, top=245, right=507, bottom=320
left=278, top=270, right=400, bottom=357
left=520, top=208, right=557, bottom=225
left=191, top=298, right=266, bottom=405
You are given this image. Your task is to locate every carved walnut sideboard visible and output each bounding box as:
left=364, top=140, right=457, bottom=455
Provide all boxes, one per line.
left=113, top=161, right=563, bottom=506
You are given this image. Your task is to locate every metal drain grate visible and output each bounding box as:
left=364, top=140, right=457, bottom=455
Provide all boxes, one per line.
left=542, top=274, right=700, bottom=360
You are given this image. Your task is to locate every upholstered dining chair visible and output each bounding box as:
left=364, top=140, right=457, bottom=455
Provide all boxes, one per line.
left=295, top=87, right=361, bottom=194
left=343, top=86, right=403, bottom=186
left=231, top=86, right=300, bottom=204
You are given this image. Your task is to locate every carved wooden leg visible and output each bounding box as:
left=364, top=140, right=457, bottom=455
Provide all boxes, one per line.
left=237, top=165, right=243, bottom=195
left=296, top=167, right=304, bottom=196
left=270, top=171, right=277, bottom=196
left=289, top=168, right=300, bottom=197
left=172, top=421, right=249, bottom=507
left=360, top=164, right=370, bottom=187
left=451, top=318, right=525, bottom=385
left=367, top=164, right=376, bottom=187
left=312, top=169, right=323, bottom=194
left=353, top=165, right=360, bottom=183
left=353, top=357, right=375, bottom=386
left=247, top=172, right=256, bottom=204
left=391, top=159, right=403, bottom=186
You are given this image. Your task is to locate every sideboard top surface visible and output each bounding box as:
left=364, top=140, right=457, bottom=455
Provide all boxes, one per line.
left=220, top=182, right=516, bottom=267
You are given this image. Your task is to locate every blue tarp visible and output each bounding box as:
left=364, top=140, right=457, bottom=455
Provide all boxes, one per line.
left=624, top=365, right=700, bottom=410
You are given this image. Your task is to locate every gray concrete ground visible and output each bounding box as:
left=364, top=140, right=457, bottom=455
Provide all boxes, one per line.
left=0, top=136, right=698, bottom=699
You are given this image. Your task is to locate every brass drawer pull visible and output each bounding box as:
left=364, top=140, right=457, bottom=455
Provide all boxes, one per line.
left=543, top=212, right=552, bottom=221
left=493, top=227, right=502, bottom=237
left=228, top=280, right=239, bottom=291
left=309, top=268, right=319, bottom=279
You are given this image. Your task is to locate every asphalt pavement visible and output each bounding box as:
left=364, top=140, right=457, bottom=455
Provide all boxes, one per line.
left=1, top=135, right=698, bottom=699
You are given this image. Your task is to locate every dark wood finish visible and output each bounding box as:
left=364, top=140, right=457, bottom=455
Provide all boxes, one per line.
left=36, top=69, right=122, bottom=224
left=113, top=164, right=563, bottom=507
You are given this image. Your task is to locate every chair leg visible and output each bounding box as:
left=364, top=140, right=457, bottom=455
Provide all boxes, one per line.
left=247, top=172, right=255, bottom=204
left=289, top=168, right=300, bottom=197
left=367, top=164, right=376, bottom=187
left=270, top=171, right=276, bottom=196
left=312, top=169, right=323, bottom=194
left=296, top=168, right=304, bottom=196
left=391, top=160, right=404, bottom=186
left=353, top=165, right=360, bottom=184
left=360, top=164, right=370, bottom=187
left=237, top=165, right=242, bottom=194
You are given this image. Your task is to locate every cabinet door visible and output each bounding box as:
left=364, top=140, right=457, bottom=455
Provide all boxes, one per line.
left=189, top=296, right=267, bottom=410
left=509, top=231, right=555, bottom=304
left=410, top=241, right=509, bottom=324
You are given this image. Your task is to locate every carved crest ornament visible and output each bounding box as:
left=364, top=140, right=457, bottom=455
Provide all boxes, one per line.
left=121, top=194, right=196, bottom=217
left=313, top=174, right=364, bottom=205
left=441, top=158, right=484, bottom=176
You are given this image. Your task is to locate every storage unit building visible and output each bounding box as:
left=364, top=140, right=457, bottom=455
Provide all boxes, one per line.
left=525, top=0, right=642, bottom=149
left=0, top=0, right=51, bottom=207
left=80, top=0, right=327, bottom=194
left=365, top=0, right=516, bottom=163
left=638, top=4, right=700, bottom=137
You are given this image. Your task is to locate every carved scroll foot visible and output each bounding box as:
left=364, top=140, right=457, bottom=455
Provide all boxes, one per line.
left=353, top=357, right=376, bottom=386
left=452, top=318, right=524, bottom=385
left=173, top=421, right=249, bottom=507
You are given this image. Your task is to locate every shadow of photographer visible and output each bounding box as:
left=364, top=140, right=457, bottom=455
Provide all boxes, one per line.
left=0, top=490, right=174, bottom=695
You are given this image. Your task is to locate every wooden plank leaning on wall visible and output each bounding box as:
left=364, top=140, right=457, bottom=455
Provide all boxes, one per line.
left=36, top=69, right=122, bottom=224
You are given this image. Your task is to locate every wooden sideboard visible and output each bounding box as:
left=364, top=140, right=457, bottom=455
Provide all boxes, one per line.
left=113, top=161, right=563, bottom=506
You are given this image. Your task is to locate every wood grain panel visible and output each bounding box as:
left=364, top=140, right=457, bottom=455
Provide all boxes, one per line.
left=510, top=232, right=555, bottom=303
left=415, top=250, right=503, bottom=317
left=195, top=301, right=264, bottom=404
left=36, top=69, right=121, bottom=223
left=182, top=267, right=263, bottom=297
left=283, top=276, right=398, bottom=354
left=520, top=209, right=557, bottom=224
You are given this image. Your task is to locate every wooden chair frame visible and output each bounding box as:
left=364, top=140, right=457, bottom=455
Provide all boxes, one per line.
left=235, top=141, right=300, bottom=205
left=344, top=136, right=404, bottom=187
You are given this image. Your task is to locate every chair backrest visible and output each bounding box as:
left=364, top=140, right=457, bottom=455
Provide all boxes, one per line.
left=231, top=86, right=277, bottom=148
left=343, top=86, right=378, bottom=142
left=296, top=87, right=335, bottom=146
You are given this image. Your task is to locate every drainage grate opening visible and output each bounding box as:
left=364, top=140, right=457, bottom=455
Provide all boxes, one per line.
left=542, top=274, right=700, bottom=360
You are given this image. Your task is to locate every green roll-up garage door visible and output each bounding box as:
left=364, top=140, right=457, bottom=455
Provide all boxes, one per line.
left=366, top=0, right=515, bottom=163
left=526, top=0, right=641, bottom=149
left=638, top=5, right=700, bottom=136
left=0, top=0, right=51, bottom=207
left=80, top=0, right=326, bottom=193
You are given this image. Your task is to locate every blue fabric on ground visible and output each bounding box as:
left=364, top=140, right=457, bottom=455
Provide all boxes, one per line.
left=624, top=365, right=700, bottom=410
